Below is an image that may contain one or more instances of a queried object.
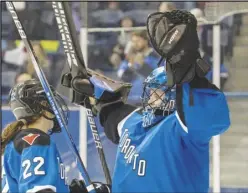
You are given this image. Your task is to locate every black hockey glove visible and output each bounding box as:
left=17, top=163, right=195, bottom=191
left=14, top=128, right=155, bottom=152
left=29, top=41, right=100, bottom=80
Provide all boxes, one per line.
left=69, top=179, right=111, bottom=193
left=67, top=69, right=132, bottom=115
left=147, top=10, right=210, bottom=86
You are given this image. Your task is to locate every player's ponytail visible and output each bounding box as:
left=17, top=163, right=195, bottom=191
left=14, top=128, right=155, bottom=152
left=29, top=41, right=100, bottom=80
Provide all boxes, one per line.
left=1, top=119, right=27, bottom=155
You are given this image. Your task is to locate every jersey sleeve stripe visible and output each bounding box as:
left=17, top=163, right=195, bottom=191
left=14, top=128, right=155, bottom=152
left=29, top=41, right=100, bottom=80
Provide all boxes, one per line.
left=175, top=111, right=188, bottom=133
left=117, top=108, right=140, bottom=137
left=2, top=182, right=9, bottom=193
left=26, top=185, right=56, bottom=193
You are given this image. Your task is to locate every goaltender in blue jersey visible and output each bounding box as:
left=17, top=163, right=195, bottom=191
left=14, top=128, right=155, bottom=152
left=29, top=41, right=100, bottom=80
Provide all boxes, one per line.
left=110, top=67, right=230, bottom=192
left=71, top=10, right=231, bottom=193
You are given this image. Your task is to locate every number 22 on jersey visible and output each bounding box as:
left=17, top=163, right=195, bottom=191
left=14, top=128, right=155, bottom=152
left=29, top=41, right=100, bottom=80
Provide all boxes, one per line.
left=22, top=157, right=45, bottom=179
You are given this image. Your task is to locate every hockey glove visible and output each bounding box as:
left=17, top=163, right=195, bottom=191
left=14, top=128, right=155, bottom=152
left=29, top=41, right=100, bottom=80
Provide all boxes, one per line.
left=147, top=10, right=210, bottom=86
left=69, top=179, right=111, bottom=193
left=70, top=71, right=132, bottom=115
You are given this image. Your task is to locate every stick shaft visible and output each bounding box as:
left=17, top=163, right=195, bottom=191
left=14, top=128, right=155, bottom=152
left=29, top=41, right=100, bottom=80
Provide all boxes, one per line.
left=52, top=2, right=112, bottom=184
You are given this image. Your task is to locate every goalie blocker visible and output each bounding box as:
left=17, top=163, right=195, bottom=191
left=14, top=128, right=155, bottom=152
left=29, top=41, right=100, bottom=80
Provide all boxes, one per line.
left=61, top=69, right=132, bottom=143
left=62, top=69, right=132, bottom=110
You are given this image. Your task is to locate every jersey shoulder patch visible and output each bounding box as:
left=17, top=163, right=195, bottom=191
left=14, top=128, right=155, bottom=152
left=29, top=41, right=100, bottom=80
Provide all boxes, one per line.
left=22, top=133, right=41, bottom=145
left=13, top=129, right=50, bottom=154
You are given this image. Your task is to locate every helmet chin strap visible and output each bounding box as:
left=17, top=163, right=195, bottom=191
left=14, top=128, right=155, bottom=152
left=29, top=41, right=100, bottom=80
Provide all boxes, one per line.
left=41, top=107, right=60, bottom=134
left=42, top=112, right=54, bottom=121
left=41, top=113, right=55, bottom=135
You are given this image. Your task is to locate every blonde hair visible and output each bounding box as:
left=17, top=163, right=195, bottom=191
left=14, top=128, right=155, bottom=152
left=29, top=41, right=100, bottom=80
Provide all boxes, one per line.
left=1, top=114, right=42, bottom=155
left=1, top=120, right=26, bottom=155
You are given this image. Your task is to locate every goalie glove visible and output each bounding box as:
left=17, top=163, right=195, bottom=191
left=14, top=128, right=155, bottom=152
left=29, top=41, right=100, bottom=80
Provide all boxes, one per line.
left=147, top=10, right=210, bottom=86
left=70, top=179, right=111, bottom=193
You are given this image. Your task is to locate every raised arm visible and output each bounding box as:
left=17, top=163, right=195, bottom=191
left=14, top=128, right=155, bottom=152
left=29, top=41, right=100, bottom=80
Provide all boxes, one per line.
left=176, top=76, right=230, bottom=144
left=146, top=10, right=231, bottom=144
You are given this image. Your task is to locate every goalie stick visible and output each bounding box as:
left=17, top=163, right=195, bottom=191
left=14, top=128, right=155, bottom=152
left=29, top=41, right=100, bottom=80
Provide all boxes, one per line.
left=5, top=2, right=96, bottom=193
left=52, top=2, right=112, bottom=184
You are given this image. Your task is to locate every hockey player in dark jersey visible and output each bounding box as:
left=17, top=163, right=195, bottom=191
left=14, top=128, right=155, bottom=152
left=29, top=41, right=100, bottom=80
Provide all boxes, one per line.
left=70, top=10, right=231, bottom=193
left=1, top=79, right=109, bottom=193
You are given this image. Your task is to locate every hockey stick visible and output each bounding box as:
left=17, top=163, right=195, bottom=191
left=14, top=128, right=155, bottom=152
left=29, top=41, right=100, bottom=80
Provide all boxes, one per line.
left=52, top=2, right=112, bottom=184
left=5, top=2, right=96, bottom=193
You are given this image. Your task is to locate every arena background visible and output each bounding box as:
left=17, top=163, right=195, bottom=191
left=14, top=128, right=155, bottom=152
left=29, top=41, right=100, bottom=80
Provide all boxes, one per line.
left=1, top=2, right=248, bottom=192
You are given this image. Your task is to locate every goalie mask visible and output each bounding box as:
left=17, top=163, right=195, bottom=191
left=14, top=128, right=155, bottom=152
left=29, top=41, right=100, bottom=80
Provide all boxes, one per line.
left=141, top=67, right=176, bottom=128
left=9, top=79, right=69, bottom=134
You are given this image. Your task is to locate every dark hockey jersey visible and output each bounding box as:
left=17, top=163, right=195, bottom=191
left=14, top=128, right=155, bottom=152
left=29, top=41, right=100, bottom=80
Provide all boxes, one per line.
left=1, top=128, right=69, bottom=193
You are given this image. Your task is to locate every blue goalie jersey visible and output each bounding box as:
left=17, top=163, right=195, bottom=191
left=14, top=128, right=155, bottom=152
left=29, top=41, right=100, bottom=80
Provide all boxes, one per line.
left=2, top=128, right=69, bottom=193
left=112, top=82, right=230, bottom=193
